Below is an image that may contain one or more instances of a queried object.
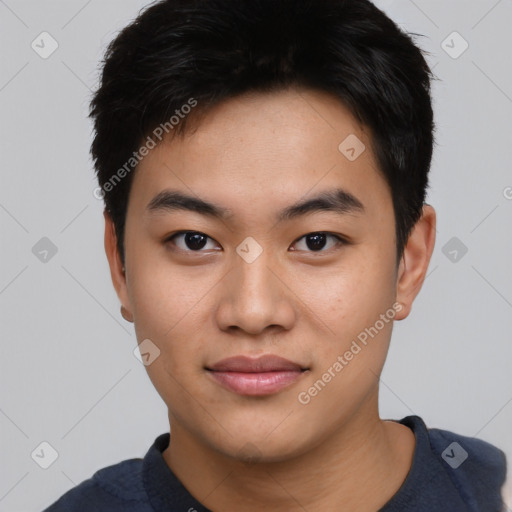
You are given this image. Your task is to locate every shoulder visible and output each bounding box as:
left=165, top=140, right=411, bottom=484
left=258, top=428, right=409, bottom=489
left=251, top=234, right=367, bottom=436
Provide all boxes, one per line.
left=42, top=458, right=150, bottom=512
left=427, top=422, right=508, bottom=509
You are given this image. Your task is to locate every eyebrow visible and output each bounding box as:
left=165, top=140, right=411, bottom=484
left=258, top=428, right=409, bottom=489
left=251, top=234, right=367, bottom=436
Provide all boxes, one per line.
left=145, top=188, right=365, bottom=221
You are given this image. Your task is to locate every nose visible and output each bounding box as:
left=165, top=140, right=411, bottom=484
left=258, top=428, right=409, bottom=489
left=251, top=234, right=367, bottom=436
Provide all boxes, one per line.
left=215, top=249, right=296, bottom=336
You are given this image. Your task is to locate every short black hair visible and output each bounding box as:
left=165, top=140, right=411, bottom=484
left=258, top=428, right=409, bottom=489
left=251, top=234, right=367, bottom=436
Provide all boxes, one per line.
left=89, top=0, right=436, bottom=267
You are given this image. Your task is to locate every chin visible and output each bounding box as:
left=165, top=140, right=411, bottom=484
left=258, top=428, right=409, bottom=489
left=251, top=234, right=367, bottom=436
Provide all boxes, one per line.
left=208, top=425, right=313, bottom=465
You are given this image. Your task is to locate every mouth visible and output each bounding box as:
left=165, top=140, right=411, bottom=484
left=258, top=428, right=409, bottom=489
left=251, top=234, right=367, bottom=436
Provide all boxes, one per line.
left=205, top=355, right=309, bottom=396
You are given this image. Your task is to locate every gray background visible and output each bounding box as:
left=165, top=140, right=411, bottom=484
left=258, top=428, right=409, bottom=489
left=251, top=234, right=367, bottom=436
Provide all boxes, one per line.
left=1, top=0, right=511, bottom=510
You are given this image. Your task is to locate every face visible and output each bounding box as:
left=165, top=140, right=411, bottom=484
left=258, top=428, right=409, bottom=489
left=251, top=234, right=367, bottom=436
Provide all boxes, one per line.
left=107, top=88, right=429, bottom=462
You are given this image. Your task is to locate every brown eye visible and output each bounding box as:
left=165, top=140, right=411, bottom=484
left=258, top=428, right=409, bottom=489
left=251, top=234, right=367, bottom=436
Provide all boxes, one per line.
left=166, top=231, right=219, bottom=252
left=292, top=232, right=345, bottom=252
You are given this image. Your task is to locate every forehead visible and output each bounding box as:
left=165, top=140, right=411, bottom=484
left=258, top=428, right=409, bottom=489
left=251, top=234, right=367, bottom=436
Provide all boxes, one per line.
left=128, top=88, right=391, bottom=223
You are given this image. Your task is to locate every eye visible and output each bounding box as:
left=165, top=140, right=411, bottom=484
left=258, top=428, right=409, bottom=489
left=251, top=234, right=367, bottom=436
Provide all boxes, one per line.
left=291, top=232, right=346, bottom=252
left=165, top=231, right=220, bottom=252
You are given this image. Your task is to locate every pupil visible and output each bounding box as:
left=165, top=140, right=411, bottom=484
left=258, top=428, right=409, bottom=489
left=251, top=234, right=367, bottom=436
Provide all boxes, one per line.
left=306, top=233, right=326, bottom=251
left=185, top=232, right=207, bottom=250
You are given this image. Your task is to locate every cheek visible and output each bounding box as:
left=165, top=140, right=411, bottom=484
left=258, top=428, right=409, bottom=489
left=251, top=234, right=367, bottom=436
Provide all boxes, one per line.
left=299, top=256, right=394, bottom=338
left=127, top=256, right=215, bottom=370
left=128, top=252, right=198, bottom=333
left=129, top=270, right=206, bottom=405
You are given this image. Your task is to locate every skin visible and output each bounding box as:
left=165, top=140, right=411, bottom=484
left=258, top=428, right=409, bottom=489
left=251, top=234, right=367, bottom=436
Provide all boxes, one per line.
left=105, top=87, right=436, bottom=511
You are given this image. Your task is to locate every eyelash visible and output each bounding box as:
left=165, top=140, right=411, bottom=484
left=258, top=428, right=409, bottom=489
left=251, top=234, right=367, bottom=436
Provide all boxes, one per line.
left=164, top=231, right=348, bottom=254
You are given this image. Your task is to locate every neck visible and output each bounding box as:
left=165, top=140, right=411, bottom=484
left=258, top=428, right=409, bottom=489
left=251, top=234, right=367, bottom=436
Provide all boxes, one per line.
left=163, top=394, right=415, bottom=512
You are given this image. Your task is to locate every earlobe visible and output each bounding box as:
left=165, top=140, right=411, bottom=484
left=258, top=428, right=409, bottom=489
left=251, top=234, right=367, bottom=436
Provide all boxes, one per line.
left=394, top=204, right=436, bottom=321
left=120, top=305, right=134, bottom=322
left=103, top=210, right=134, bottom=322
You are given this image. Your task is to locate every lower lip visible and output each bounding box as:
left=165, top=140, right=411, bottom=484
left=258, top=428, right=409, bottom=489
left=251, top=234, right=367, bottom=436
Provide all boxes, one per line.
left=207, top=370, right=305, bottom=396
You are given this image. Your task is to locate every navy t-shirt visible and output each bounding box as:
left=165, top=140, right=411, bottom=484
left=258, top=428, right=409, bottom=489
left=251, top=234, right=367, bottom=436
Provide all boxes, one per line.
left=43, top=415, right=507, bottom=511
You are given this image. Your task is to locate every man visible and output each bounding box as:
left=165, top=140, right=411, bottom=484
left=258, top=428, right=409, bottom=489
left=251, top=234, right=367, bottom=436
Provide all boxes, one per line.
left=44, top=0, right=507, bottom=510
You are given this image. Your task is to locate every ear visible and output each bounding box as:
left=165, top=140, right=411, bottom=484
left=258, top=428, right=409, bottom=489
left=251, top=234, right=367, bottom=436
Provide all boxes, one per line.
left=104, top=210, right=133, bottom=322
left=394, top=204, right=436, bottom=321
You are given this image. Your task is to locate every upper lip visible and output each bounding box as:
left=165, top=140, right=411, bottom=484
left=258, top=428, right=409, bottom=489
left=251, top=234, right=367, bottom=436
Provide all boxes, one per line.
left=207, top=355, right=305, bottom=373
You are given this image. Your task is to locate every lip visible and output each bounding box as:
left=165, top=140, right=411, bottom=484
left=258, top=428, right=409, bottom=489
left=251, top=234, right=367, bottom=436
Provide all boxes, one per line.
left=206, top=355, right=308, bottom=396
